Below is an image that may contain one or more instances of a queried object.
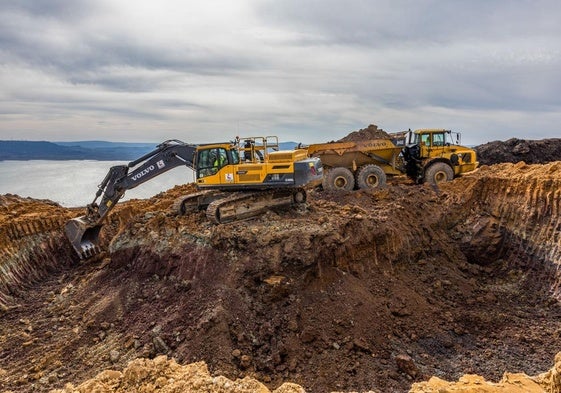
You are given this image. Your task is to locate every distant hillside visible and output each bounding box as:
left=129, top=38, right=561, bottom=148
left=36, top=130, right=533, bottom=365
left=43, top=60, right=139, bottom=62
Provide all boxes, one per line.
left=55, top=141, right=156, bottom=149
left=0, top=140, right=155, bottom=161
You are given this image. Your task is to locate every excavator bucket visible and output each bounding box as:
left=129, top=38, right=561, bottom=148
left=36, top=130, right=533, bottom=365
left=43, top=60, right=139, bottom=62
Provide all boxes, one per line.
left=65, top=217, right=103, bottom=259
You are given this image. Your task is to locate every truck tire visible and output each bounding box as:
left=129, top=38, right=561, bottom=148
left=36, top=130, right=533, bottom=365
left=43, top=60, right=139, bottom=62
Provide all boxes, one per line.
left=424, top=162, right=454, bottom=184
left=323, top=167, right=355, bottom=191
left=356, top=164, right=386, bottom=190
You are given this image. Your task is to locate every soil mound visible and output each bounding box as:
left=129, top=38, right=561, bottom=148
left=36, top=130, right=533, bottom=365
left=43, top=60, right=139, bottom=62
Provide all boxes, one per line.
left=475, top=138, right=561, bottom=165
left=50, top=355, right=303, bottom=393
left=338, top=124, right=391, bottom=142
left=44, top=351, right=561, bottom=393
left=410, top=351, right=561, bottom=392
left=1, top=162, right=561, bottom=392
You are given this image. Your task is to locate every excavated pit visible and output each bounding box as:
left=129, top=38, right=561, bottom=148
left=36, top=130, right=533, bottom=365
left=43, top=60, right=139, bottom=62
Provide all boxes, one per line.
left=448, top=162, right=561, bottom=298
left=1, top=163, right=561, bottom=392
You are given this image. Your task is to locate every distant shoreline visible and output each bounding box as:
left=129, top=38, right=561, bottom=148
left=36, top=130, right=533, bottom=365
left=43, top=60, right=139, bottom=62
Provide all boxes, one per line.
left=0, top=140, right=155, bottom=161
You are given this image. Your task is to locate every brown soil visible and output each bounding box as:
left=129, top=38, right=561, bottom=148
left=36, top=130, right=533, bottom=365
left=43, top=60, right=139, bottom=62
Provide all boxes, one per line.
left=337, top=124, right=392, bottom=142
left=50, top=356, right=306, bottom=393
left=44, top=352, right=561, bottom=393
left=410, top=351, right=561, bottom=392
left=475, top=138, right=561, bottom=165
left=1, top=160, right=561, bottom=392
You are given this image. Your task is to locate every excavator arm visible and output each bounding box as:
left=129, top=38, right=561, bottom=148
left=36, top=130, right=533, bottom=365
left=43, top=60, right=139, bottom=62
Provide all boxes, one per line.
left=65, top=140, right=197, bottom=259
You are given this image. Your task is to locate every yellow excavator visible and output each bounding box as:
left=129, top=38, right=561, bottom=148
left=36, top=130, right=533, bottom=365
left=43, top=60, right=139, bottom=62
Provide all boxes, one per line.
left=65, top=136, right=323, bottom=259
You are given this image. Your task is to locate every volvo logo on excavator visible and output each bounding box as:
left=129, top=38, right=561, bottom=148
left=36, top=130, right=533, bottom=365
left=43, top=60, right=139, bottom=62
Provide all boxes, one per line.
left=131, top=165, right=155, bottom=181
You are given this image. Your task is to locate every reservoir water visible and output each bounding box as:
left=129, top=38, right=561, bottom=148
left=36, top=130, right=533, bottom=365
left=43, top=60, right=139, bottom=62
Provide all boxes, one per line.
left=0, top=160, right=195, bottom=207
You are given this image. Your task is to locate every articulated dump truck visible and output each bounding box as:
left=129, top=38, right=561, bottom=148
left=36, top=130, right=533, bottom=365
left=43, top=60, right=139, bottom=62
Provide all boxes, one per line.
left=307, top=128, right=479, bottom=191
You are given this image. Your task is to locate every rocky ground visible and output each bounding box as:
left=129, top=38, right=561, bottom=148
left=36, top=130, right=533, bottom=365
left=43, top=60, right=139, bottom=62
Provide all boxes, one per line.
left=42, top=352, right=561, bottom=393
left=1, top=156, right=561, bottom=392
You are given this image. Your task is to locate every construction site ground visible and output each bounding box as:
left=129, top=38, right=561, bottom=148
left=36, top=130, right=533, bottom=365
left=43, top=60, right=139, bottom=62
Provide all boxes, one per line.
left=1, top=129, right=561, bottom=392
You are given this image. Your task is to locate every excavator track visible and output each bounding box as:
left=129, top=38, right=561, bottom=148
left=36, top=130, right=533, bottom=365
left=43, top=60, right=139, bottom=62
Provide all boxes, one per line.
left=172, top=190, right=226, bottom=215
left=205, top=188, right=307, bottom=224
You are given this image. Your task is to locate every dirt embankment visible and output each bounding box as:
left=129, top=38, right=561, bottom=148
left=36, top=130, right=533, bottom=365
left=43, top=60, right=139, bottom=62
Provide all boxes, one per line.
left=475, top=138, right=561, bottom=165
left=411, top=351, right=561, bottom=392
left=1, top=158, right=561, bottom=392
left=0, top=195, right=77, bottom=310
left=1, top=119, right=561, bottom=392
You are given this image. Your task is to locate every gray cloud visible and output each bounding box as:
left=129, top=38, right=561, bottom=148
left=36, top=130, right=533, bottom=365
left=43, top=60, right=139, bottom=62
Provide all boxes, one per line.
left=258, top=0, right=561, bottom=113
left=258, top=0, right=561, bottom=46
left=0, top=4, right=255, bottom=79
left=0, top=0, right=560, bottom=145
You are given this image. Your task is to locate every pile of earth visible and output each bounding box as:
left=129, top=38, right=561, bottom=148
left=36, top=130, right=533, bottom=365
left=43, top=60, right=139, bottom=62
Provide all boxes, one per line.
left=337, top=124, right=392, bottom=142
left=1, top=159, right=561, bottom=392
left=475, top=137, right=561, bottom=165
left=50, top=356, right=305, bottom=393
left=410, top=351, right=561, bottom=392
left=45, top=351, right=561, bottom=393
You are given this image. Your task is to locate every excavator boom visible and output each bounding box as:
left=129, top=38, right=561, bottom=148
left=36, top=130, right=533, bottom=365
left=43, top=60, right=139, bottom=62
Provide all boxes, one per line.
left=65, top=140, right=197, bottom=258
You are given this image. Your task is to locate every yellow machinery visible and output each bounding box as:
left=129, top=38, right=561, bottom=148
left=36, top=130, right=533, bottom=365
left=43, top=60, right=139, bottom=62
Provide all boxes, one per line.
left=307, top=129, right=478, bottom=190
left=397, top=129, right=478, bottom=184
left=307, top=139, right=403, bottom=191
left=65, top=136, right=323, bottom=259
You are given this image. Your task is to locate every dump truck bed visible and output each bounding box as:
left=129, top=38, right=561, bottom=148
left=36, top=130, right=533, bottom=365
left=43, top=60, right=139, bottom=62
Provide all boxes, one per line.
left=307, top=139, right=404, bottom=175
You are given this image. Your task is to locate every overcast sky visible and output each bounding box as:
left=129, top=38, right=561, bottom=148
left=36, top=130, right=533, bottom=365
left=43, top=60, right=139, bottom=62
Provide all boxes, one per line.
left=1, top=0, right=560, bottom=145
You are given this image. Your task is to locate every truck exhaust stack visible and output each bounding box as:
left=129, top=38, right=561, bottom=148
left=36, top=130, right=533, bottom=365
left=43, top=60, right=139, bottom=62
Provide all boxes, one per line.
left=65, top=217, right=102, bottom=259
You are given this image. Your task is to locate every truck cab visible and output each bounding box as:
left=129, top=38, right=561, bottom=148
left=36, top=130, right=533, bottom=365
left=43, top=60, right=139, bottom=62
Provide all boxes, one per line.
left=402, top=129, right=479, bottom=184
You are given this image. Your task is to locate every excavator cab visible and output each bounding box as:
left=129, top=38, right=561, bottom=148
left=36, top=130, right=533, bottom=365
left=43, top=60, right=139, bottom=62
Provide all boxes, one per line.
left=195, top=146, right=238, bottom=179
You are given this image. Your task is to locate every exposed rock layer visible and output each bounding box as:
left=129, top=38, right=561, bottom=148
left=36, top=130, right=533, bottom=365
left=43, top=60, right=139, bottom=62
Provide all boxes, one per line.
left=447, top=162, right=561, bottom=299
left=51, top=356, right=304, bottom=393
left=0, top=195, right=76, bottom=309
left=410, top=351, right=561, bottom=392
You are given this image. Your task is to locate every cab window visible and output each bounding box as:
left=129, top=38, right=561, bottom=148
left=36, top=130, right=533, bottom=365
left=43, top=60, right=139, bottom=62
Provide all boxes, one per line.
left=197, top=148, right=229, bottom=178
left=231, top=149, right=240, bottom=165
left=432, top=133, right=445, bottom=147
left=421, top=134, right=431, bottom=146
